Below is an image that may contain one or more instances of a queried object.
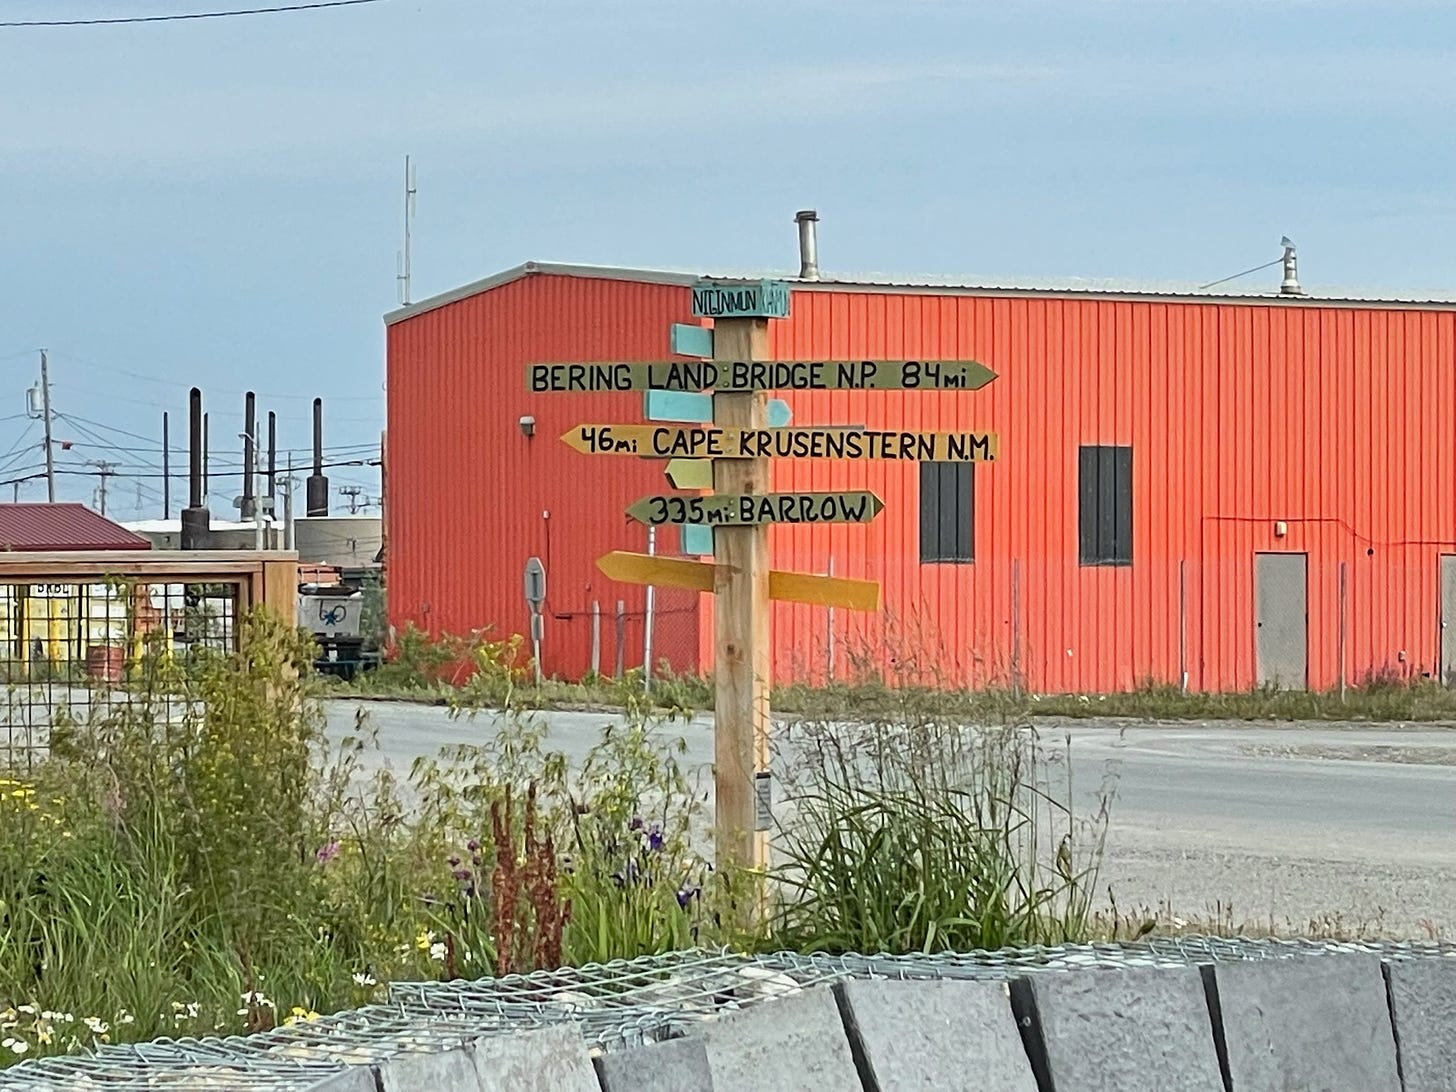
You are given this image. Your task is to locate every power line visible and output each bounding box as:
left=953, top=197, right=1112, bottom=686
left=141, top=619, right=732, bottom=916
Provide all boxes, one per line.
left=1197, top=256, right=1283, bottom=292
left=49, top=350, right=384, bottom=403
left=54, top=412, right=379, bottom=460
left=0, top=0, right=383, bottom=28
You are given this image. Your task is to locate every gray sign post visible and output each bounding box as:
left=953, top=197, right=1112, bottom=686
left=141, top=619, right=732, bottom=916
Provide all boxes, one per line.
left=524, top=556, right=545, bottom=686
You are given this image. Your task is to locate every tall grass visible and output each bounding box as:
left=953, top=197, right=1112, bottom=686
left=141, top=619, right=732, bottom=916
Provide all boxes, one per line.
left=0, top=612, right=1115, bottom=1068
left=769, top=713, right=1112, bottom=954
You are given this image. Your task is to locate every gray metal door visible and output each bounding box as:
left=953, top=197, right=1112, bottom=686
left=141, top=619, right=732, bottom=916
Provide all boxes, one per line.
left=1440, top=556, right=1456, bottom=685
left=1254, top=553, right=1307, bottom=689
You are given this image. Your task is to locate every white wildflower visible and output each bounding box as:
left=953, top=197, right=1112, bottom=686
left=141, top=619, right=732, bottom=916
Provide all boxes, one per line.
left=2, top=1037, right=27, bottom=1055
left=16, top=1005, right=36, bottom=1016
left=82, top=1017, right=108, bottom=1036
left=428, top=942, right=447, bottom=962
left=351, top=972, right=376, bottom=988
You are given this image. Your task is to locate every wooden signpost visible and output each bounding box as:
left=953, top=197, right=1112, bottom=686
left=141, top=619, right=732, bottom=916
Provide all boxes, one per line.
left=526, top=276, right=999, bottom=902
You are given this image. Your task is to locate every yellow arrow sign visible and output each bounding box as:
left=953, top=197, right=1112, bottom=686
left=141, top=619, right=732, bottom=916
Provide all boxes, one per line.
left=665, top=458, right=713, bottom=489
left=596, top=552, right=881, bottom=612
left=564, top=424, right=997, bottom=462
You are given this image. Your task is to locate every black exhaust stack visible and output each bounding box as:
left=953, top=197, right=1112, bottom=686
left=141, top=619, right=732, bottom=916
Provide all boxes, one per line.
left=306, top=397, right=329, bottom=517
left=180, top=387, right=210, bottom=550
left=241, top=391, right=257, bottom=521
left=266, top=411, right=277, bottom=506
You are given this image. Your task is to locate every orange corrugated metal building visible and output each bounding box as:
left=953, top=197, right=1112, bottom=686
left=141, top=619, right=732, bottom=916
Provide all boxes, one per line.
left=385, top=261, right=1456, bottom=693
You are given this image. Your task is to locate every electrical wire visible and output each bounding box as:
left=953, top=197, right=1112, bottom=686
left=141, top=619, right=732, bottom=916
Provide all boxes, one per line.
left=1197, top=257, right=1283, bottom=292
left=0, top=0, right=383, bottom=28
left=55, top=412, right=380, bottom=461
left=49, top=350, right=384, bottom=403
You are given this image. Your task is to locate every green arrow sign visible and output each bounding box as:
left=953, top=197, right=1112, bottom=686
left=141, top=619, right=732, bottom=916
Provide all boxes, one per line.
left=526, top=359, right=997, bottom=393
left=665, top=458, right=713, bottom=489
left=627, top=491, right=885, bottom=527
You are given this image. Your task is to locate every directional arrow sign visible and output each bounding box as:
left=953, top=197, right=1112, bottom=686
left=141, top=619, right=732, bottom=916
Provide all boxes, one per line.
left=563, top=424, right=997, bottom=461
left=665, top=458, right=714, bottom=489
left=596, top=551, right=881, bottom=612
left=627, top=491, right=884, bottom=527
left=526, top=359, right=996, bottom=393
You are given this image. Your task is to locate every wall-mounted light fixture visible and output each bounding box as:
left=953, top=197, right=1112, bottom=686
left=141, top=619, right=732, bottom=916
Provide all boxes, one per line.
left=519, top=415, right=536, bottom=438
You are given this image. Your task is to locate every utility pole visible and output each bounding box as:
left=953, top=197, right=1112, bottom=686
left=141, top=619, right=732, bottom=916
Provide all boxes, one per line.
left=281, top=453, right=296, bottom=550
left=89, top=460, right=117, bottom=515
left=39, top=351, right=55, bottom=502
left=238, top=428, right=263, bottom=550
left=340, top=485, right=364, bottom=514
left=162, top=410, right=171, bottom=518
left=398, top=155, right=416, bottom=305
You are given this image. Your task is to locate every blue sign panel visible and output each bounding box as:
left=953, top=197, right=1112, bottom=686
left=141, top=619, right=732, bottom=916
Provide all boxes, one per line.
left=644, top=391, right=791, bottom=426
left=691, top=279, right=791, bottom=320
left=680, top=523, right=714, bottom=556
left=669, top=323, right=715, bottom=358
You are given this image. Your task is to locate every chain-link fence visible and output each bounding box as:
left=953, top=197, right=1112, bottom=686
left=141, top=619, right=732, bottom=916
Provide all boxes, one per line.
left=0, top=578, right=243, bottom=769
left=3, top=937, right=1454, bottom=1088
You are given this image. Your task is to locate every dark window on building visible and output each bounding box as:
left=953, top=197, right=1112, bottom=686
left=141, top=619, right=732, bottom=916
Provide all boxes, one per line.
left=919, top=461, right=974, bottom=563
left=1079, top=445, right=1133, bottom=565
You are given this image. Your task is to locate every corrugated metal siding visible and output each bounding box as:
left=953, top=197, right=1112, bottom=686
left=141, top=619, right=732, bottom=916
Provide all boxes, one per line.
left=388, top=273, right=1456, bottom=693
left=766, top=293, right=1456, bottom=692
left=386, top=274, right=700, bottom=678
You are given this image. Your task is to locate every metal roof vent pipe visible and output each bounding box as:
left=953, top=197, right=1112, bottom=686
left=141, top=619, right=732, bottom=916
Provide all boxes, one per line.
left=1280, top=235, right=1303, bottom=295
left=795, top=209, right=821, bottom=281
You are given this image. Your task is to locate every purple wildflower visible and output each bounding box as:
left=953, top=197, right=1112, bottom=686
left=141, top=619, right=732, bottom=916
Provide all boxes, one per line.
left=447, top=854, right=461, bottom=868
left=466, top=838, right=480, bottom=853
left=315, top=842, right=341, bottom=865
left=452, top=868, right=473, bottom=883
left=629, top=816, right=644, bottom=832
left=647, top=826, right=664, bottom=852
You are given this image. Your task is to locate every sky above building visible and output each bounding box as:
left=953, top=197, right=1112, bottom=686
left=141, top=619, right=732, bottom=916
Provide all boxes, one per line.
left=1, top=0, right=1452, bottom=514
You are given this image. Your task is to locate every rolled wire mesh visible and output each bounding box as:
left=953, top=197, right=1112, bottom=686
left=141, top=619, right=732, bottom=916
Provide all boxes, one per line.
left=4, top=936, right=1455, bottom=1089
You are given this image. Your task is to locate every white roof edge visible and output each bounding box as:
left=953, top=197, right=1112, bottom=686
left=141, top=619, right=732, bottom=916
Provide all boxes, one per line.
left=383, top=261, right=703, bottom=325
left=382, top=260, right=1456, bottom=325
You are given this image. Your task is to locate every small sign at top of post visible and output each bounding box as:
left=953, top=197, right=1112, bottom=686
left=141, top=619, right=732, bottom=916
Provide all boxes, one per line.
left=691, top=279, right=790, bottom=319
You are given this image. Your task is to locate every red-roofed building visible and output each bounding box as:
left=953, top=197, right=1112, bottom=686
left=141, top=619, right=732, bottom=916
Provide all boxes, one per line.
left=0, top=504, right=151, bottom=552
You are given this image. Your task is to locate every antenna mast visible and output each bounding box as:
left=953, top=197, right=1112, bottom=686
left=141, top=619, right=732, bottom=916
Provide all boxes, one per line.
left=39, top=350, right=55, bottom=502
left=397, top=155, right=417, bottom=305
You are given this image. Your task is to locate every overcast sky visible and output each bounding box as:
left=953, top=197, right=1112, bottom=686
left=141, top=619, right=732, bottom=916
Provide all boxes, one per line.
left=1, top=0, right=1453, bottom=515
